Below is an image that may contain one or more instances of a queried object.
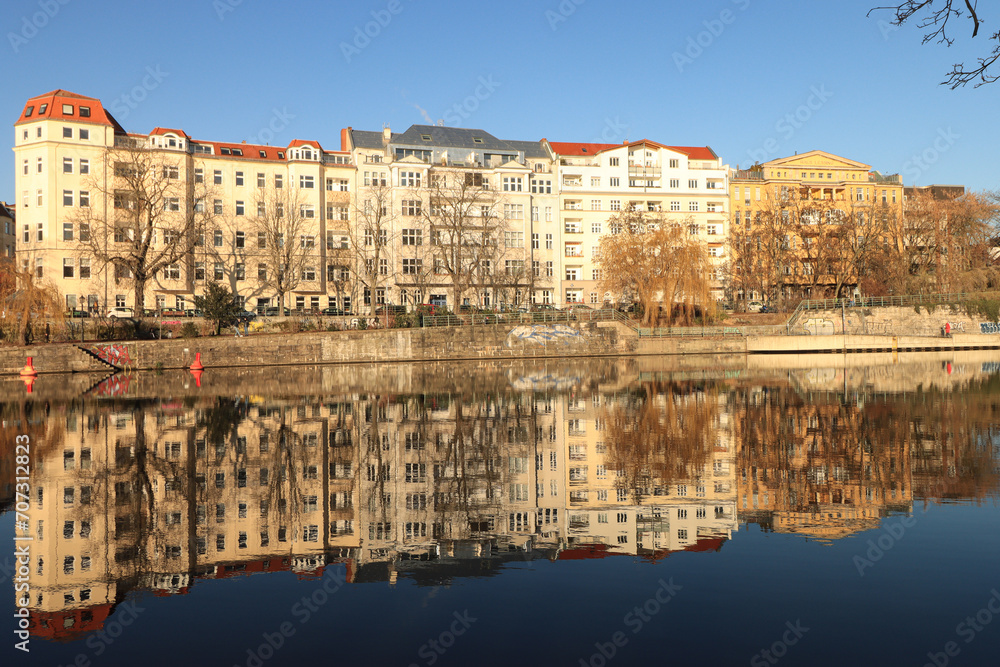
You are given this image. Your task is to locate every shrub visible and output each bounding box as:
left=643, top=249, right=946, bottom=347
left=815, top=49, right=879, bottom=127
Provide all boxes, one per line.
left=180, top=322, right=200, bottom=338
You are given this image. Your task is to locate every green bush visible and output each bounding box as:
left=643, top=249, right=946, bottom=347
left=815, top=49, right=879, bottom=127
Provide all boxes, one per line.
left=180, top=322, right=199, bottom=338
left=965, top=297, right=1000, bottom=322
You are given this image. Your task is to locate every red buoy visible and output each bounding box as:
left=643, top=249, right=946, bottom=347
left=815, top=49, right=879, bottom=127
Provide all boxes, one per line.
left=22, top=375, right=35, bottom=393
left=189, top=352, right=205, bottom=371
left=190, top=368, right=204, bottom=387
left=19, top=357, right=37, bottom=377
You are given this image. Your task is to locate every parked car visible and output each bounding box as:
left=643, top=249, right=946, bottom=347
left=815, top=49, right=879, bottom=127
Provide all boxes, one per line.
left=746, top=301, right=764, bottom=313
left=107, top=306, right=135, bottom=319
left=263, top=306, right=290, bottom=317
left=237, top=310, right=257, bottom=321
left=160, top=308, right=186, bottom=318
left=320, top=307, right=344, bottom=316
left=184, top=308, right=204, bottom=318
left=66, top=309, right=91, bottom=318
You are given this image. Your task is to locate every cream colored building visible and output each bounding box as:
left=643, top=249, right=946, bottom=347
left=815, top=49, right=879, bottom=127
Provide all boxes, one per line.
left=341, top=124, right=561, bottom=308
left=544, top=139, right=730, bottom=305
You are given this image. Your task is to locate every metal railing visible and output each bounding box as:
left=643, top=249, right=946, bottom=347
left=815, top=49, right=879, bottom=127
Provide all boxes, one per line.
left=636, top=324, right=788, bottom=338
left=793, top=291, right=1000, bottom=313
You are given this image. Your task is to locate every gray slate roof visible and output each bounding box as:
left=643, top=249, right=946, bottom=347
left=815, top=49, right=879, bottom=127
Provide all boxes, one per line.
left=350, top=124, right=545, bottom=157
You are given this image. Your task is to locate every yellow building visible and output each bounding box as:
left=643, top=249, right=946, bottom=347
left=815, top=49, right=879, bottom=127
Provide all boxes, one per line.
left=1, top=201, right=14, bottom=260
left=729, top=151, right=904, bottom=303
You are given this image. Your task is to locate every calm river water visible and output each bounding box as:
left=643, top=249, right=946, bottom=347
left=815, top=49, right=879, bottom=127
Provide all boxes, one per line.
left=3, top=353, right=1000, bottom=666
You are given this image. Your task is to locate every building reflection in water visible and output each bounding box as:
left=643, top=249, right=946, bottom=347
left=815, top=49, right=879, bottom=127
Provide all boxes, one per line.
left=2, top=366, right=998, bottom=642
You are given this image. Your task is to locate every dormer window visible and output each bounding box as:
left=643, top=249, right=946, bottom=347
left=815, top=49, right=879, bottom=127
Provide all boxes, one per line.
left=38, top=104, right=48, bottom=114
left=421, top=134, right=432, bottom=141
left=24, top=106, right=33, bottom=117
left=221, top=147, right=232, bottom=155
left=168, top=138, right=177, bottom=147
left=233, top=148, right=243, bottom=156
left=302, top=148, right=312, bottom=160
left=259, top=150, right=266, bottom=158
left=473, top=137, right=483, bottom=144
left=277, top=151, right=285, bottom=159
left=62, top=104, right=74, bottom=115
left=79, top=106, right=91, bottom=118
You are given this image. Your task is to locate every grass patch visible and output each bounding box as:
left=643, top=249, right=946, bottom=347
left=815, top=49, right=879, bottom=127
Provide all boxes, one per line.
left=965, top=297, right=1000, bottom=322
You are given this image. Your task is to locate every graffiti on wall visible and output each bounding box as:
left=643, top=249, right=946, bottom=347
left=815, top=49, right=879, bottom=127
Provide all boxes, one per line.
left=507, top=325, right=583, bottom=347
left=980, top=322, right=1000, bottom=334
left=91, top=374, right=133, bottom=397
left=89, top=344, right=134, bottom=369
left=864, top=321, right=894, bottom=335
left=803, top=318, right=835, bottom=335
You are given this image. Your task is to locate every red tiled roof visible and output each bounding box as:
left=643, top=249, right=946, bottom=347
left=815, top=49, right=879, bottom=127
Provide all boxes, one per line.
left=197, top=140, right=287, bottom=161
left=289, top=139, right=323, bottom=151
left=150, top=127, right=189, bottom=138
left=16, top=90, right=123, bottom=132
left=665, top=145, right=718, bottom=161
left=546, top=139, right=717, bottom=162
left=546, top=141, right=621, bottom=156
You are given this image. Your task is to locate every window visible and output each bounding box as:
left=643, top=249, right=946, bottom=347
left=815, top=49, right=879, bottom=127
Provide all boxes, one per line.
left=80, top=258, right=91, bottom=279
left=402, top=228, right=422, bottom=246
left=503, top=176, right=523, bottom=192
left=609, top=157, right=619, bottom=166
left=62, top=157, right=73, bottom=174
left=164, top=197, right=180, bottom=211
left=402, top=258, right=422, bottom=274
left=163, top=263, right=180, bottom=280
left=591, top=221, right=602, bottom=234
left=213, top=170, right=222, bottom=185
left=37, top=157, right=43, bottom=173
left=299, top=175, right=314, bottom=189
left=235, top=201, right=245, bottom=216
left=545, top=234, right=553, bottom=250
left=400, top=171, right=422, bottom=187
left=274, top=174, right=283, bottom=188
left=63, top=127, right=73, bottom=138
left=689, top=201, right=699, bottom=212
left=63, top=222, right=74, bottom=241
left=401, top=200, right=421, bottom=216
left=214, top=263, right=224, bottom=280
left=63, top=258, right=74, bottom=278
left=504, top=203, right=523, bottom=219
left=531, top=178, right=552, bottom=194
left=609, top=177, right=620, bottom=187
left=63, top=190, right=73, bottom=207
left=302, top=266, right=316, bottom=281
left=504, top=231, right=524, bottom=248
left=300, top=205, right=315, bottom=218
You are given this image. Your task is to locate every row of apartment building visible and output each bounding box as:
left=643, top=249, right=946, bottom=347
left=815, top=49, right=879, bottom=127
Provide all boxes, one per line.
left=10, top=89, right=915, bottom=314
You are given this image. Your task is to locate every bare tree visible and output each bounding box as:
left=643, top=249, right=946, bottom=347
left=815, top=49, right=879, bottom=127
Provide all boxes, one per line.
left=72, top=140, right=216, bottom=314
left=350, top=181, right=398, bottom=316
left=421, top=170, right=512, bottom=310
left=869, top=1, right=1000, bottom=87
left=246, top=186, right=314, bottom=312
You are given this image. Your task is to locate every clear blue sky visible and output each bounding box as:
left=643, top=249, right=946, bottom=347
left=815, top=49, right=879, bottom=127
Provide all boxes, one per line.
left=3, top=0, right=998, bottom=200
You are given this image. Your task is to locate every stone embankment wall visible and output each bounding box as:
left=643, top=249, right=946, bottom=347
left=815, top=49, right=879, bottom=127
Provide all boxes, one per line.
left=793, top=304, right=993, bottom=337
left=0, top=321, right=638, bottom=376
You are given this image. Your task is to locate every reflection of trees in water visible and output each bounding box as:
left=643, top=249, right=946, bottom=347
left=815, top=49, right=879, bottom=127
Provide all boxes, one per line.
left=603, top=382, right=719, bottom=504
left=734, top=382, right=1000, bottom=513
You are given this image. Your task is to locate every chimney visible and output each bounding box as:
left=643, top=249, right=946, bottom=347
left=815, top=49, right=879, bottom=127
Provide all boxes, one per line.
left=382, top=125, right=391, bottom=144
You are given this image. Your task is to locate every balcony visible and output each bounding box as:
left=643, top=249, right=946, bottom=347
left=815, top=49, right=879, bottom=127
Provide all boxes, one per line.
left=628, top=165, right=661, bottom=178
left=731, top=169, right=765, bottom=181
left=564, top=202, right=582, bottom=211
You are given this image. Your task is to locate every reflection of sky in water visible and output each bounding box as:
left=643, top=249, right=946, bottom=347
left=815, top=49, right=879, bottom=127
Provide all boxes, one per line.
left=2, top=358, right=999, bottom=667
